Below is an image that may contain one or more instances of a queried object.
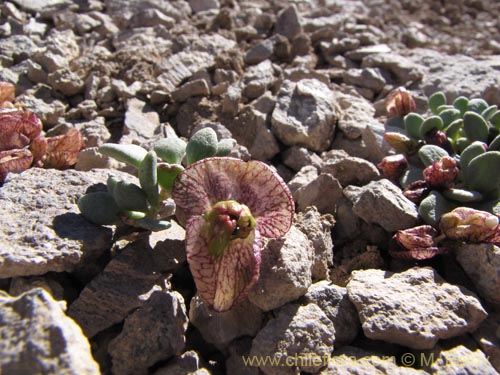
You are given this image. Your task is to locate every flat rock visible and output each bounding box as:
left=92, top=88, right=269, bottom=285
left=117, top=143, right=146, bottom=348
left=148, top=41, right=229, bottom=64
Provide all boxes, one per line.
left=108, top=291, right=188, bottom=375
left=282, top=146, right=323, bottom=172
left=0, top=288, right=100, bottom=375
left=275, top=5, right=302, bottom=41
left=154, top=351, right=207, bottom=375
left=321, top=157, right=380, bottom=187
left=271, top=79, right=339, bottom=152
left=346, top=267, right=488, bottom=350
left=294, top=173, right=343, bottom=214
left=423, top=345, right=499, bottom=375
left=188, top=0, right=220, bottom=13
left=248, top=226, right=314, bottom=311
left=342, top=67, right=386, bottom=92
left=68, top=234, right=170, bottom=338
left=0, top=168, right=134, bottom=279
left=287, top=165, right=318, bottom=195
left=242, top=60, right=278, bottom=100
left=334, top=90, right=377, bottom=140
left=120, top=98, right=160, bottom=145
left=346, top=179, right=419, bottom=232
left=361, top=52, right=424, bottom=85
left=473, top=311, right=500, bottom=373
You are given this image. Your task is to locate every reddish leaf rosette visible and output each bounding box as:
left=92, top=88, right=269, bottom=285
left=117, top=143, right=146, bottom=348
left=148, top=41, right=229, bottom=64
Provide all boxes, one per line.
left=0, top=109, right=42, bottom=151
left=389, top=225, right=449, bottom=260
left=386, top=87, right=416, bottom=118
left=172, top=157, right=294, bottom=311
left=0, top=149, right=33, bottom=183
left=44, top=128, right=85, bottom=169
left=440, top=207, right=500, bottom=245
left=423, top=156, right=458, bottom=189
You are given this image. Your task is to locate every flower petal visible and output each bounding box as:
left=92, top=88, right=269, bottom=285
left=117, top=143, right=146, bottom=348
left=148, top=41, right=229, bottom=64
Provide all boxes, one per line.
left=45, top=128, right=84, bottom=169
left=0, top=148, right=33, bottom=183
left=186, top=215, right=262, bottom=312
left=172, top=157, right=294, bottom=238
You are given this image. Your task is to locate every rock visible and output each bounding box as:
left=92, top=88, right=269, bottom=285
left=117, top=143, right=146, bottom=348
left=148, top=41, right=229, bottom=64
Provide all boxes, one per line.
left=423, top=345, right=499, bottom=375
left=0, top=35, right=39, bottom=66
left=75, top=147, right=118, bottom=171
left=334, top=90, right=377, bottom=139
left=473, top=311, right=500, bottom=373
left=120, top=98, right=160, bottom=145
left=11, top=0, right=75, bottom=17
left=361, top=119, right=392, bottom=163
left=189, top=0, right=219, bottom=13
left=108, top=291, right=188, bottom=375
left=455, top=243, right=500, bottom=306
left=275, top=5, right=302, bottom=41
left=68, top=234, right=169, bottom=338
left=189, top=295, right=262, bottom=348
left=361, top=52, right=424, bottom=85
left=9, top=275, right=65, bottom=301
left=242, top=60, right=278, bottom=100
left=154, top=351, right=208, bottom=375
left=244, top=37, right=275, bottom=65
left=172, top=79, right=210, bottom=102
left=346, top=267, right=488, bottom=350
left=0, top=168, right=135, bottom=279
left=343, top=68, right=386, bottom=92
left=282, top=146, right=323, bottom=172
left=252, top=91, right=276, bottom=115
left=294, top=173, right=343, bottom=214
left=287, top=165, right=318, bottom=195
left=321, top=157, right=380, bottom=187
left=226, top=337, right=259, bottom=375
left=74, top=116, right=111, bottom=147
left=303, top=281, right=360, bottom=346
left=16, top=85, right=67, bottom=128
left=221, top=84, right=242, bottom=117
left=249, top=303, right=335, bottom=375
left=344, top=43, right=392, bottom=61
left=129, top=9, right=175, bottom=28
left=271, top=79, right=339, bottom=152
left=248, top=226, right=314, bottom=311
left=346, top=179, right=419, bottom=232
left=0, top=288, right=100, bottom=375
left=149, top=220, right=186, bottom=274
left=323, top=346, right=425, bottom=375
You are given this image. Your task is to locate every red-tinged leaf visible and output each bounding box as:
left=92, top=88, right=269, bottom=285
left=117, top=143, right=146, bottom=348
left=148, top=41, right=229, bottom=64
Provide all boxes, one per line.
left=29, top=135, right=48, bottom=165
left=395, top=225, right=439, bottom=250
left=172, top=157, right=294, bottom=239
left=0, top=82, right=15, bottom=104
left=45, top=128, right=84, bottom=169
left=0, top=148, right=33, bottom=183
left=440, top=207, right=500, bottom=243
left=0, top=110, right=30, bottom=150
left=389, top=245, right=450, bottom=260
left=186, top=215, right=262, bottom=312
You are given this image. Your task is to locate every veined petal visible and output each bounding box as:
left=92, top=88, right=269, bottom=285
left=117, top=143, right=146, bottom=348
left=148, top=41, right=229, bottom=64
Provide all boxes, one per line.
left=186, top=215, right=262, bottom=312
left=0, top=148, right=33, bottom=183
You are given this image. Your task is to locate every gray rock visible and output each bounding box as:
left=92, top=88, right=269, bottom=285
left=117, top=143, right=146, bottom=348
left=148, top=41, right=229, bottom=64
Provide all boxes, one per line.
left=294, top=173, right=343, bottom=214
left=0, top=168, right=133, bottom=279
left=361, top=119, right=393, bottom=163
left=189, top=0, right=219, bottom=13
left=248, top=226, right=314, bottom=311
left=271, top=79, right=339, bottom=152
left=75, top=147, right=118, bottom=171
left=303, top=281, right=360, bottom=346
left=221, top=84, right=242, bottom=116
left=0, top=288, right=100, bottom=375
left=344, top=43, right=392, bottom=61
left=9, top=275, right=65, bottom=301
left=250, top=303, right=335, bottom=375
left=252, top=91, right=276, bottom=115
left=189, top=295, right=262, bottom=348
left=323, top=346, right=425, bottom=375
left=0, top=34, right=39, bottom=66
left=242, top=60, right=278, bottom=100
left=74, top=116, right=111, bottom=147
left=68, top=234, right=169, bottom=338
left=332, top=90, right=378, bottom=140
left=120, top=98, right=160, bottom=145
left=346, top=267, right=488, bottom=349
left=295, top=207, right=335, bottom=281
left=275, top=5, right=302, bottom=41
left=154, top=351, right=207, bottom=375
left=172, top=79, right=210, bottom=102
left=287, top=165, right=318, bottom=195
left=226, top=337, right=259, bottom=375
left=455, top=243, right=500, bottom=306
left=321, top=157, right=380, bottom=187
left=282, top=146, right=323, bottom=172
left=361, top=52, right=424, bottom=85
left=129, top=9, right=175, bottom=28
left=11, top=0, right=75, bottom=16
left=149, top=220, right=186, bottom=274
left=473, top=311, right=500, bottom=373
left=343, top=68, right=386, bottom=93
left=245, top=38, right=275, bottom=65
left=347, top=179, right=419, bottom=232
left=16, top=85, right=67, bottom=127
left=423, top=345, right=499, bottom=375
left=108, top=291, right=188, bottom=375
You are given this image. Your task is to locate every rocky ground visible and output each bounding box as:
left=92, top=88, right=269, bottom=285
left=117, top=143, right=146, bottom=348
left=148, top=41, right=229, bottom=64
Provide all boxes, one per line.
left=1, top=0, right=500, bottom=374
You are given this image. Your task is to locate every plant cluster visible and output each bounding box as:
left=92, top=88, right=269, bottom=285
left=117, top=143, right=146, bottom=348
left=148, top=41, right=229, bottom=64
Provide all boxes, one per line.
left=379, top=89, right=500, bottom=259
left=0, top=81, right=84, bottom=184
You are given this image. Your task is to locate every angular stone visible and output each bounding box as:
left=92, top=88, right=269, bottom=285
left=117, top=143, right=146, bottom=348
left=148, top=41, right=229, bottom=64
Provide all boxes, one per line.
left=154, top=351, right=208, bottom=375
left=9, top=275, right=65, bottom=301
left=242, top=60, right=278, bottom=100
left=282, top=146, right=323, bottom=172
left=11, top=0, right=75, bottom=16
left=0, top=168, right=135, bottom=279
left=0, top=288, right=100, bottom=375
left=172, top=79, right=210, bottom=102
left=343, top=68, right=386, bottom=92
left=423, top=345, right=499, bottom=375
left=245, top=37, right=275, bottom=65
left=321, top=157, right=380, bottom=187
left=248, top=226, right=314, bottom=311
left=294, top=173, right=343, bottom=214
left=334, top=90, right=377, bottom=139
left=455, top=243, right=500, bottom=306
left=271, top=79, right=339, bottom=152
left=473, top=311, right=500, bottom=373
left=303, top=281, right=360, bottom=346
left=344, top=43, right=392, bottom=61
left=188, top=0, right=219, bottom=13
left=275, top=5, right=302, bottom=41
left=250, top=303, right=335, bottom=375
left=347, top=179, right=419, bottom=232
left=68, top=234, right=169, bottom=338
left=226, top=337, right=259, bottom=375
left=346, top=267, right=488, bottom=349
left=287, top=165, right=318, bottom=195
left=120, top=98, right=160, bottom=145
left=108, top=291, right=188, bottom=375
left=74, top=116, right=111, bottom=147
left=189, top=295, right=262, bottom=348
left=361, top=52, right=424, bottom=85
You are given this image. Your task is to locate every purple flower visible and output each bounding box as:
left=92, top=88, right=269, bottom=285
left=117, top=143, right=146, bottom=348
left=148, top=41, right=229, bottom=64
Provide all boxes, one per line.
left=440, top=207, right=500, bottom=244
left=172, top=157, right=294, bottom=311
left=389, top=225, right=449, bottom=260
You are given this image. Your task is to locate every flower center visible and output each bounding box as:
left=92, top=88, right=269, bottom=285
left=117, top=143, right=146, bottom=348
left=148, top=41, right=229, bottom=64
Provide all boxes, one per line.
left=203, top=200, right=256, bottom=258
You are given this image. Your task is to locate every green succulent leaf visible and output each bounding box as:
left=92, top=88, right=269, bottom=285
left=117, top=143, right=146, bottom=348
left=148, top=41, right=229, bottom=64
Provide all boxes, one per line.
left=466, top=151, right=500, bottom=194
left=157, top=163, right=184, bottom=193
left=490, top=111, right=500, bottom=130
left=99, top=143, right=148, bottom=168
left=428, top=92, right=447, bottom=115
left=186, top=128, right=219, bottom=165
left=444, top=119, right=463, bottom=141
left=489, top=134, right=500, bottom=151
left=139, top=151, right=159, bottom=207
left=135, top=218, right=171, bottom=231
left=459, top=141, right=487, bottom=178
left=154, top=137, right=186, bottom=165
left=419, top=190, right=456, bottom=227
left=456, top=137, right=472, bottom=153
left=452, top=96, right=469, bottom=115
left=78, top=192, right=121, bottom=225
left=463, top=111, right=489, bottom=143
left=420, top=116, right=444, bottom=138
left=399, top=168, right=424, bottom=188
left=481, top=105, right=498, bottom=121
left=404, top=113, right=425, bottom=140
left=439, top=108, right=461, bottom=128
left=107, top=175, right=119, bottom=196
left=467, top=98, right=489, bottom=114
left=443, top=188, right=483, bottom=203
left=418, top=144, right=449, bottom=167
left=112, top=180, right=149, bottom=212
left=436, top=105, right=455, bottom=113
left=124, top=210, right=147, bottom=220
left=216, top=138, right=236, bottom=156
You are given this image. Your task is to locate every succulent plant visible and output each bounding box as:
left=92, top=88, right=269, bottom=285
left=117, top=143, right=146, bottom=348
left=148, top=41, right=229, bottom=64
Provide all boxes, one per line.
left=78, top=127, right=236, bottom=232
left=0, top=81, right=84, bottom=184
left=171, top=157, right=294, bottom=311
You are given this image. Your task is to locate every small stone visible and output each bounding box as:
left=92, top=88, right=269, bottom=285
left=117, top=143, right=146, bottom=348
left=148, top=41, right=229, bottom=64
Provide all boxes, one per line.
left=130, top=9, right=175, bottom=28
left=250, top=303, right=335, bottom=375
left=74, top=116, right=111, bottom=147
left=121, top=98, right=160, bottom=145
left=75, top=147, right=117, bottom=171
left=282, top=146, right=323, bottom=172
left=9, top=275, right=65, bottom=301
left=321, top=157, right=380, bottom=187
left=0, top=288, right=100, bottom=375
left=252, top=91, right=276, bottom=115
left=344, top=43, right=392, bottom=61
left=423, top=345, right=498, bottom=375
left=242, top=60, right=278, bottom=100
left=172, top=79, right=210, bottom=102
left=108, top=291, right=188, bottom=375
left=221, top=84, right=241, bottom=116
left=248, top=226, right=314, bottom=311
left=473, top=311, right=500, bottom=373
left=343, top=67, right=386, bottom=92
left=149, top=220, right=186, bottom=274
left=154, top=351, right=207, bottom=375
left=275, top=5, right=302, bottom=41
left=346, top=267, right=488, bottom=349
left=189, top=295, right=262, bottom=348
left=294, top=173, right=343, bottom=214
left=362, top=120, right=392, bottom=163
left=287, top=165, right=318, bottom=195
left=333, top=90, right=377, bottom=139
left=303, top=281, right=360, bottom=346
left=362, top=52, right=424, bottom=85
left=188, top=0, right=219, bottom=13
left=245, top=37, right=275, bottom=65
left=226, top=338, right=259, bottom=375
left=16, top=86, right=67, bottom=127
left=347, top=179, right=419, bottom=232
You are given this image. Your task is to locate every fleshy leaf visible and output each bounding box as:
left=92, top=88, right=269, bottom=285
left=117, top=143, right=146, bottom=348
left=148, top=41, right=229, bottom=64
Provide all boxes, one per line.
left=154, top=137, right=186, bottom=164
left=443, top=188, right=483, bottom=203
left=419, top=116, right=443, bottom=139
left=185, top=128, right=218, bottom=165
left=490, top=134, right=500, bottom=151
left=134, top=218, right=171, bottom=231
left=186, top=215, right=261, bottom=312
left=428, top=92, right=447, bottom=115
left=0, top=82, right=15, bottom=104
left=112, top=180, right=149, bottom=212
left=78, top=192, right=121, bottom=225
left=452, top=96, right=469, bottom=115
left=490, top=111, right=500, bottom=130
left=419, top=190, right=456, bottom=227
left=44, top=128, right=84, bottom=169
left=99, top=143, right=147, bottom=168
left=440, top=207, right=500, bottom=243
left=29, top=135, right=48, bottom=165
left=139, top=151, right=159, bottom=206
left=439, top=108, right=461, bottom=128
left=418, top=144, right=449, bottom=167
left=157, top=163, right=184, bottom=192
left=0, top=110, right=42, bottom=150
left=216, top=138, right=236, bottom=156
left=172, top=157, right=294, bottom=239
left=463, top=111, right=489, bottom=143
left=467, top=98, right=489, bottom=114
left=389, top=225, right=449, bottom=260
left=466, top=151, right=500, bottom=193
left=0, top=148, right=33, bottom=183
left=404, top=113, right=424, bottom=140
left=481, top=105, right=498, bottom=121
